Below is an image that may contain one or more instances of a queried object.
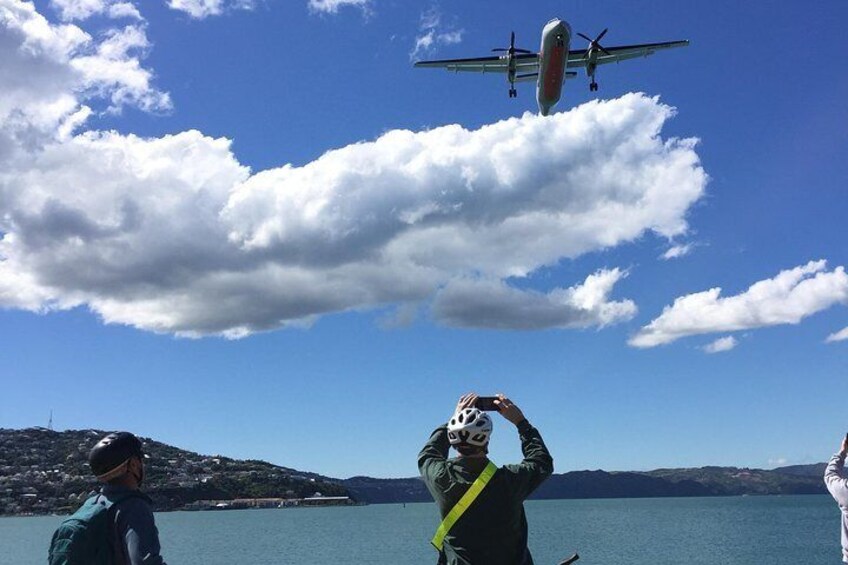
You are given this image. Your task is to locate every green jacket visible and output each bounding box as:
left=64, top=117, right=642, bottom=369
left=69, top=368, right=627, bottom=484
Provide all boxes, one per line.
left=418, top=420, right=554, bottom=565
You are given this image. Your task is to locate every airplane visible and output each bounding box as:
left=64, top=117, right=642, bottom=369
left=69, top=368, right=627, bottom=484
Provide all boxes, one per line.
left=414, top=18, right=689, bottom=116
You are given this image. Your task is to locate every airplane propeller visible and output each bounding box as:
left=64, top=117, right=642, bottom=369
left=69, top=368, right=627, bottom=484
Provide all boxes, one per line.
left=579, top=29, right=610, bottom=91
left=578, top=29, right=611, bottom=57
left=493, top=31, right=531, bottom=98
left=492, top=32, right=532, bottom=55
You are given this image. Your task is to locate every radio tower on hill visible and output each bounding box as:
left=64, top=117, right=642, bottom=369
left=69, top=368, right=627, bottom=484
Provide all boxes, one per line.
left=48, top=409, right=53, bottom=431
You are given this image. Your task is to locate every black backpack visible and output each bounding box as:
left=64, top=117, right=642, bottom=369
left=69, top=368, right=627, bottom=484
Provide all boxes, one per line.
left=48, top=492, right=140, bottom=565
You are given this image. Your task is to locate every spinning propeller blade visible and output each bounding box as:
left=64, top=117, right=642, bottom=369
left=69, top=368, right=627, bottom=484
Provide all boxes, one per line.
left=579, top=28, right=611, bottom=56
left=492, top=31, right=532, bottom=54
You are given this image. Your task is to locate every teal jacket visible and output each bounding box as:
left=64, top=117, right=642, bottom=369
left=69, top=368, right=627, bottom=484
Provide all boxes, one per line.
left=418, top=420, right=554, bottom=565
left=101, top=485, right=167, bottom=565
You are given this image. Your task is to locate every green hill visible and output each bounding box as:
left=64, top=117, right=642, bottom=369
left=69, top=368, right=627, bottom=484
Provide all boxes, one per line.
left=0, top=428, right=829, bottom=516
left=0, top=428, right=349, bottom=515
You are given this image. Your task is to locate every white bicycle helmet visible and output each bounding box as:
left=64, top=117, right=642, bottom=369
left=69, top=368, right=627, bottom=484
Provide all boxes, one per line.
left=448, top=408, right=493, bottom=447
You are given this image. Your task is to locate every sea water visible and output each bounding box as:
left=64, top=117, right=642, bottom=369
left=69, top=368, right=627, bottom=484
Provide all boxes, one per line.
left=1, top=495, right=840, bottom=564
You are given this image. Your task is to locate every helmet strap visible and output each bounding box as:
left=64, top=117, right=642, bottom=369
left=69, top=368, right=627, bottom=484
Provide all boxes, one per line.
left=96, top=459, right=130, bottom=482
left=130, top=456, right=144, bottom=487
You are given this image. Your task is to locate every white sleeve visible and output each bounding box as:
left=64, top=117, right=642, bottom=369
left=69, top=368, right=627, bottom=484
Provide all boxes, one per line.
left=824, top=453, right=848, bottom=506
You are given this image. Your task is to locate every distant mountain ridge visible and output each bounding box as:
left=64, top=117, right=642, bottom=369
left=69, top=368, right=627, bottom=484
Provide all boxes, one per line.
left=342, top=465, right=828, bottom=504
left=769, top=463, right=827, bottom=477
left=0, top=428, right=829, bottom=516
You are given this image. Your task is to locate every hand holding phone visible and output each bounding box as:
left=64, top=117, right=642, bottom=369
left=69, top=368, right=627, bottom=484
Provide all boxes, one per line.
left=475, top=397, right=499, bottom=411
left=493, top=394, right=526, bottom=425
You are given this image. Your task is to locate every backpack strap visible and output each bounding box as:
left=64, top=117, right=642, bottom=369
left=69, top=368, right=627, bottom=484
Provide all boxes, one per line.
left=431, top=460, right=498, bottom=551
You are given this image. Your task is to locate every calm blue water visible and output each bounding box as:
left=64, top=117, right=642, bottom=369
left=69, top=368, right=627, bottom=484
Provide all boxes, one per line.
left=1, top=495, right=841, bottom=564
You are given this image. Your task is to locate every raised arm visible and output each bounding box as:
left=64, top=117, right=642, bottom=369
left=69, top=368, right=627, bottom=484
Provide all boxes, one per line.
left=419, top=425, right=450, bottom=473
left=824, top=435, right=848, bottom=507
left=418, top=394, right=479, bottom=494
left=495, top=395, right=554, bottom=498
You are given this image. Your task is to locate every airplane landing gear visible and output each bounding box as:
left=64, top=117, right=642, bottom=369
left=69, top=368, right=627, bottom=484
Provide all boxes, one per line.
left=589, top=81, right=598, bottom=92
left=496, top=31, right=530, bottom=102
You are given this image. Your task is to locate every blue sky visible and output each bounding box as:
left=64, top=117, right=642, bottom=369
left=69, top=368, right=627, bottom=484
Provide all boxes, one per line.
left=1, top=0, right=846, bottom=479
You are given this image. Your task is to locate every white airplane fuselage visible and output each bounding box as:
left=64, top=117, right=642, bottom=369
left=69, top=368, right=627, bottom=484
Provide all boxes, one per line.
left=536, top=19, right=571, bottom=116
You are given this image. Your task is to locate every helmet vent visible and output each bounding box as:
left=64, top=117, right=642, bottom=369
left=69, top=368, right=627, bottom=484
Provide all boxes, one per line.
left=446, top=408, right=493, bottom=447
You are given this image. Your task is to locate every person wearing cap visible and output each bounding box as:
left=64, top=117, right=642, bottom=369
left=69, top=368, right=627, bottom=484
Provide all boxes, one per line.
left=825, top=434, right=848, bottom=563
left=88, top=431, right=167, bottom=565
left=418, top=393, right=554, bottom=565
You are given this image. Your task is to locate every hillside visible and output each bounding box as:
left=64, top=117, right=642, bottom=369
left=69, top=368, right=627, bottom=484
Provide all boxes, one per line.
left=771, top=463, right=827, bottom=478
left=0, top=428, right=830, bottom=516
left=643, top=465, right=826, bottom=496
left=342, top=476, right=432, bottom=504
left=343, top=465, right=827, bottom=503
left=0, top=428, right=349, bottom=515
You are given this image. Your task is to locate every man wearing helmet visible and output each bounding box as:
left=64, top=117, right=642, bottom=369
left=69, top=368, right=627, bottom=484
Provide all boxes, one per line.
left=419, top=393, right=554, bottom=565
left=86, top=432, right=166, bottom=564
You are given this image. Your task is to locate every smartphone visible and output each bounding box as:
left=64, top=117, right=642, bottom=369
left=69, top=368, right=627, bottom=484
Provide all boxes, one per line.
left=475, top=397, right=500, bottom=411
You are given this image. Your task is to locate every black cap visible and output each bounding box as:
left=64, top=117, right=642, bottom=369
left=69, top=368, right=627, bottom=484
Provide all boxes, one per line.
left=88, top=432, right=144, bottom=478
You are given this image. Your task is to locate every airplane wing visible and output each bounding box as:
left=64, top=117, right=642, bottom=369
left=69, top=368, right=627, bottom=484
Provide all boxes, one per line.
left=414, top=53, right=539, bottom=73
left=566, top=40, right=689, bottom=68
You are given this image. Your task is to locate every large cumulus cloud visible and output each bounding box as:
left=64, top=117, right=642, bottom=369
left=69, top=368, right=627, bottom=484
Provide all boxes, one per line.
left=0, top=1, right=708, bottom=337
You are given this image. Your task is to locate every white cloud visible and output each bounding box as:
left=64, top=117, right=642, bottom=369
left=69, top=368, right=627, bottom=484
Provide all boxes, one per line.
left=307, top=0, right=370, bottom=16
left=701, top=335, right=737, bottom=354
left=0, top=2, right=707, bottom=338
left=50, top=0, right=142, bottom=22
left=70, top=25, right=171, bottom=114
left=826, top=326, right=848, bottom=343
left=0, top=93, right=705, bottom=336
left=660, top=242, right=692, bottom=260
left=630, top=261, right=848, bottom=348
left=768, top=457, right=788, bottom=467
left=433, top=269, right=636, bottom=330
left=0, top=0, right=169, bottom=151
left=410, top=6, right=463, bottom=61
left=166, top=0, right=255, bottom=19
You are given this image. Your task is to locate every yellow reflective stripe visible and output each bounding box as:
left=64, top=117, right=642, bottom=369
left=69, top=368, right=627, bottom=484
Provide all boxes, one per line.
left=431, top=461, right=498, bottom=551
